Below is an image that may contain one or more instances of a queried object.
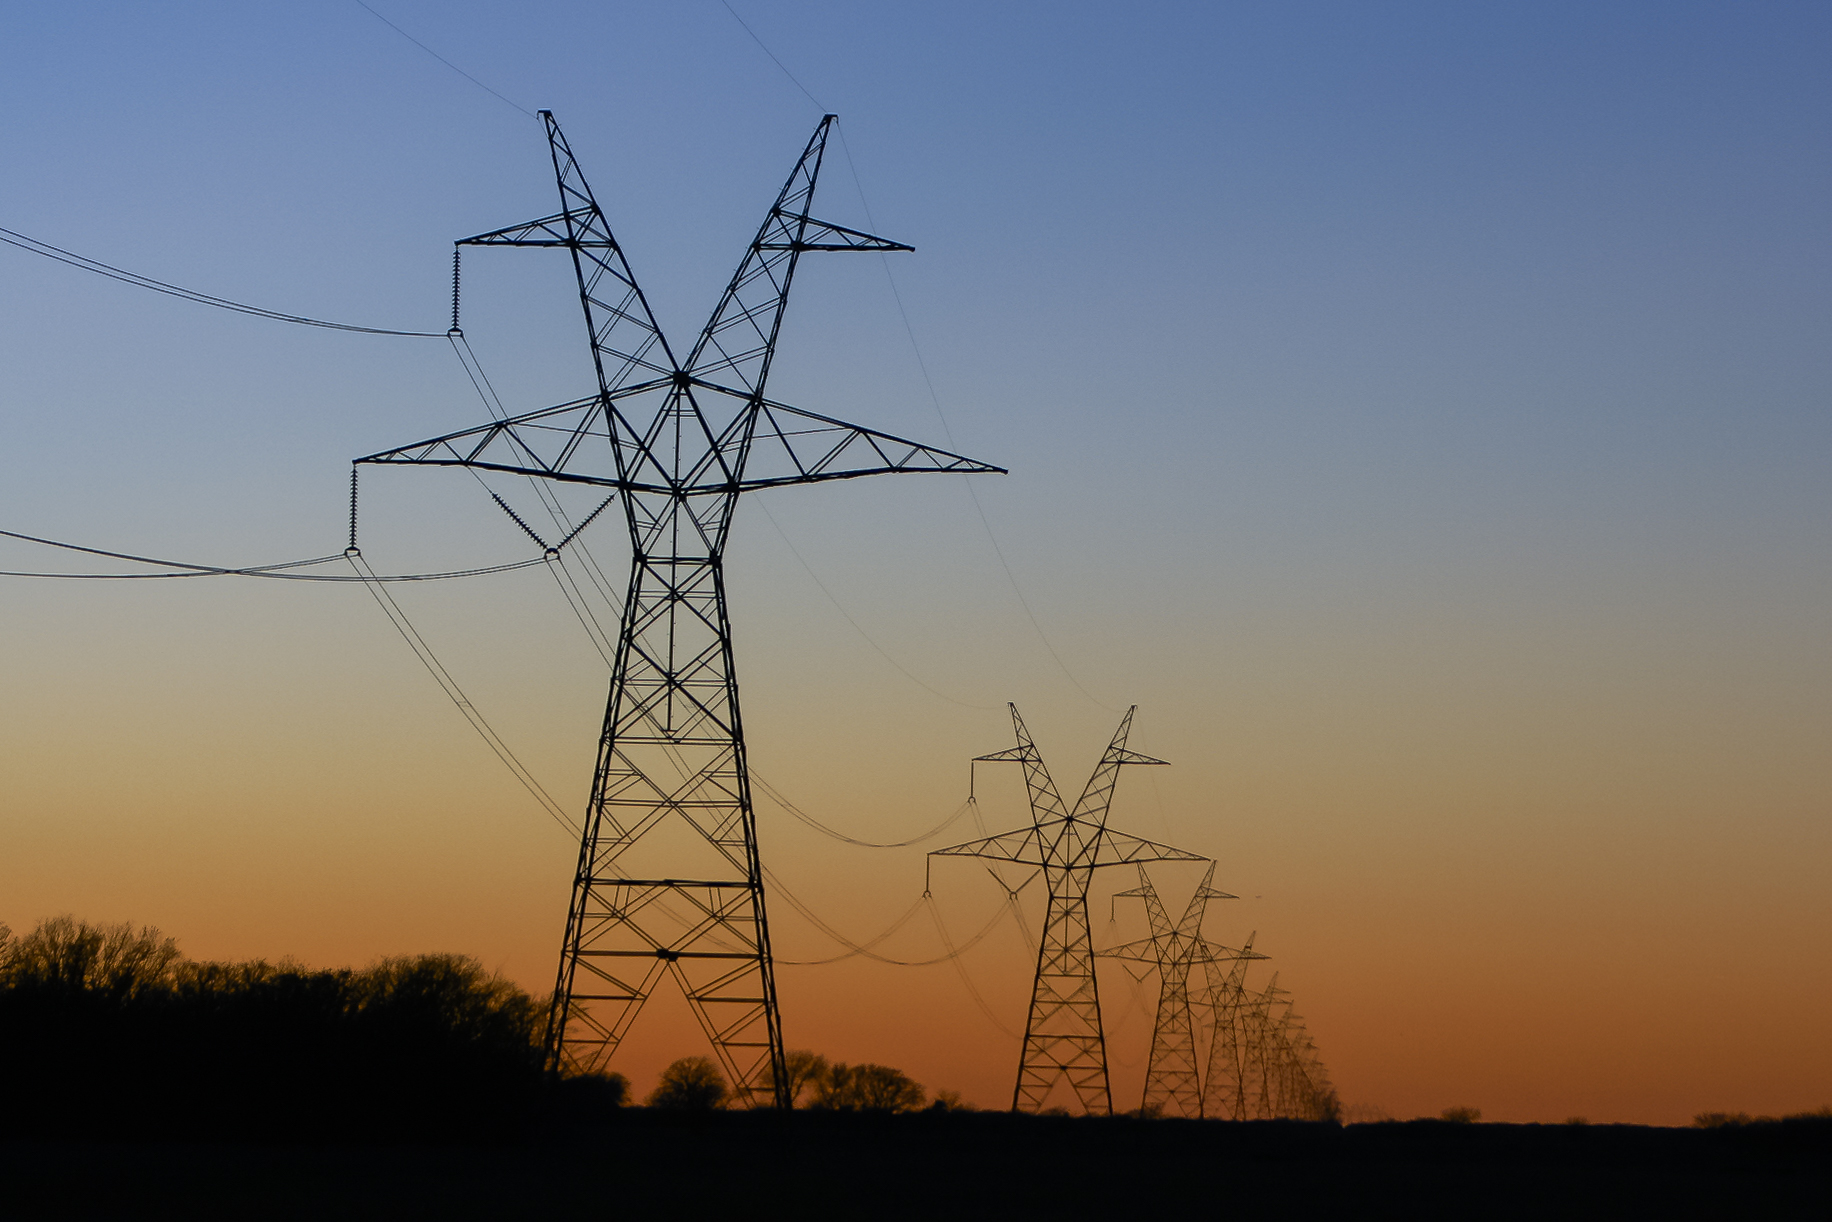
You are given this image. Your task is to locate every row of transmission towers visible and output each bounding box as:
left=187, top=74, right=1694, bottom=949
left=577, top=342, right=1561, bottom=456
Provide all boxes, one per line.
left=1106, top=867, right=1338, bottom=1120
left=929, top=704, right=1336, bottom=1119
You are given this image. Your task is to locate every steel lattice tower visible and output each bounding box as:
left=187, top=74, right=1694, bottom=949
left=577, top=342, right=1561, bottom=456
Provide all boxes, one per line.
left=930, top=705, right=1203, bottom=1114
left=359, top=112, right=1002, bottom=1105
left=1243, top=972, right=1288, bottom=1119
left=1197, top=929, right=1266, bottom=1120
left=1102, top=863, right=1234, bottom=1117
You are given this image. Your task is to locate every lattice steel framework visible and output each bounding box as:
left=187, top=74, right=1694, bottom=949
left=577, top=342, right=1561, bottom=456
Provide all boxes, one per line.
left=359, top=112, right=1001, bottom=1106
left=1102, top=862, right=1235, bottom=1117
left=1239, top=974, right=1338, bottom=1121
left=1243, top=972, right=1288, bottom=1119
left=1197, top=929, right=1266, bottom=1120
left=930, top=705, right=1203, bottom=1114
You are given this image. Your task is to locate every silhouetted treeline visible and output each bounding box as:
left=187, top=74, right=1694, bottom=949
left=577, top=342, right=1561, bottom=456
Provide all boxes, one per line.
left=661, top=1050, right=944, bottom=1111
left=0, top=917, right=620, bottom=1140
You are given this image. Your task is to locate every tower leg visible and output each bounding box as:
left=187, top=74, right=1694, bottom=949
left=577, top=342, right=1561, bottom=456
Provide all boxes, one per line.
left=1013, top=864, right=1110, bottom=1114
left=543, top=548, right=787, bottom=1107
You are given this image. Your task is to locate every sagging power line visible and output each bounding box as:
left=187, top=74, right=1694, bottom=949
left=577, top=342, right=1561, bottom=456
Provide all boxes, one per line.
left=0, top=526, right=543, bottom=583
left=0, top=226, right=442, bottom=337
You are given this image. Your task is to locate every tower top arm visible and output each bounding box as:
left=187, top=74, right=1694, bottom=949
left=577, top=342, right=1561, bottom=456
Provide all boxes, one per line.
left=931, top=705, right=1205, bottom=870
left=357, top=111, right=999, bottom=501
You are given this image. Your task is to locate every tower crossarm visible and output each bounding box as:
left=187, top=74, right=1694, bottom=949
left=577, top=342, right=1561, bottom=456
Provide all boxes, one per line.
left=1081, top=827, right=1206, bottom=869
left=927, top=825, right=1048, bottom=868
left=353, top=390, right=1002, bottom=496
left=1191, top=935, right=1267, bottom=970
left=355, top=393, right=646, bottom=491
left=930, top=821, right=1204, bottom=870
left=1095, top=934, right=1167, bottom=966
left=757, top=217, right=912, bottom=254
left=457, top=211, right=610, bottom=248
left=728, top=400, right=1005, bottom=490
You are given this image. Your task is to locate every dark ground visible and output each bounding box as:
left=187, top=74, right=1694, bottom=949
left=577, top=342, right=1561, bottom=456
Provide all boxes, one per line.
left=2, top=1111, right=1827, bottom=1220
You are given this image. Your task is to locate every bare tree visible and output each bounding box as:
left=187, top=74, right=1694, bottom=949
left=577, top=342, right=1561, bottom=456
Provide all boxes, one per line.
left=766, top=1049, right=829, bottom=1108
left=1, top=916, right=180, bottom=998
left=648, top=1057, right=728, bottom=1110
left=811, top=1062, right=926, bottom=1112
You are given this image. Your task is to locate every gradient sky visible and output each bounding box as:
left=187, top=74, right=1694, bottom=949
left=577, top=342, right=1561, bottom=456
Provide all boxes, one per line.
left=2, top=1, right=1829, bottom=1123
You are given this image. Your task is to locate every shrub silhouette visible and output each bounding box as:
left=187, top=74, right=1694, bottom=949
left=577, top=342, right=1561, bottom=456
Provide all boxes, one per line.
left=1440, top=1106, right=1482, bottom=1124
left=0, top=915, right=570, bottom=1140
left=1693, top=1112, right=1754, bottom=1128
left=649, top=1057, right=728, bottom=1109
left=810, top=1062, right=926, bottom=1112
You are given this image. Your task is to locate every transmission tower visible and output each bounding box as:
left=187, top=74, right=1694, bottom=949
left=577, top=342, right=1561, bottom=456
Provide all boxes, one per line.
left=930, top=704, right=1204, bottom=1114
left=1240, top=971, right=1291, bottom=1119
left=358, top=112, right=1002, bottom=1105
left=1101, top=862, right=1234, bottom=1117
left=1196, top=929, right=1265, bottom=1120
left=1260, top=991, right=1338, bottom=1121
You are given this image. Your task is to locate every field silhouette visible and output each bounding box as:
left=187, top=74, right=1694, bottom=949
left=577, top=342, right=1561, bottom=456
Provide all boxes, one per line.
left=0, top=917, right=621, bottom=1140
left=3, top=917, right=1827, bottom=1218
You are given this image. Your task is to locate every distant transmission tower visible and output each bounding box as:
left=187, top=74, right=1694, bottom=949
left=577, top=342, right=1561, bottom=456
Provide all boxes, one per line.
left=1197, top=929, right=1265, bottom=1120
left=930, top=705, right=1204, bottom=1114
left=359, top=112, right=1002, bottom=1105
left=1102, top=862, right=1234, bottom=1117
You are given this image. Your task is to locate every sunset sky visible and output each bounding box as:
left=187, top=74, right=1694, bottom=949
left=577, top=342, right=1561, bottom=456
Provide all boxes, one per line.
left=2, top=1, right=1829, bottom=1123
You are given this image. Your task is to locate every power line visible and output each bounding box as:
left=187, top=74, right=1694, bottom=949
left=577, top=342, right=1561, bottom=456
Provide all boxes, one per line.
left=751, top=498, right=997, bottom=711
left=0, top=527, right=543, bottom=582
left=721, top=0, right=1060, bottom=780
left=351, top=0, right=538, bottom=119
left=773, top=894, right=929, bottom=966
left=830, top=123, right=1120, bottom=714
left=927, top=896, right=1024, bottom=1040
left=344, top=547, right=581, bottom=839
left=0, top=226, right=442, bottom=338
left=763, top=866, right=1007, bottom=967
left=754, top=778, right=979, bottom=849
left=716, top=1, right=825, bottom=111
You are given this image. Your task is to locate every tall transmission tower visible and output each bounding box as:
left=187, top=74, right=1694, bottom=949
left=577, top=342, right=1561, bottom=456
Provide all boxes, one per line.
left=930, top=705, right=1204, bottom=1114
left=1102, top=862, right=1235, bottom=1117
left=358, top=112, right=1002, bottom=1106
